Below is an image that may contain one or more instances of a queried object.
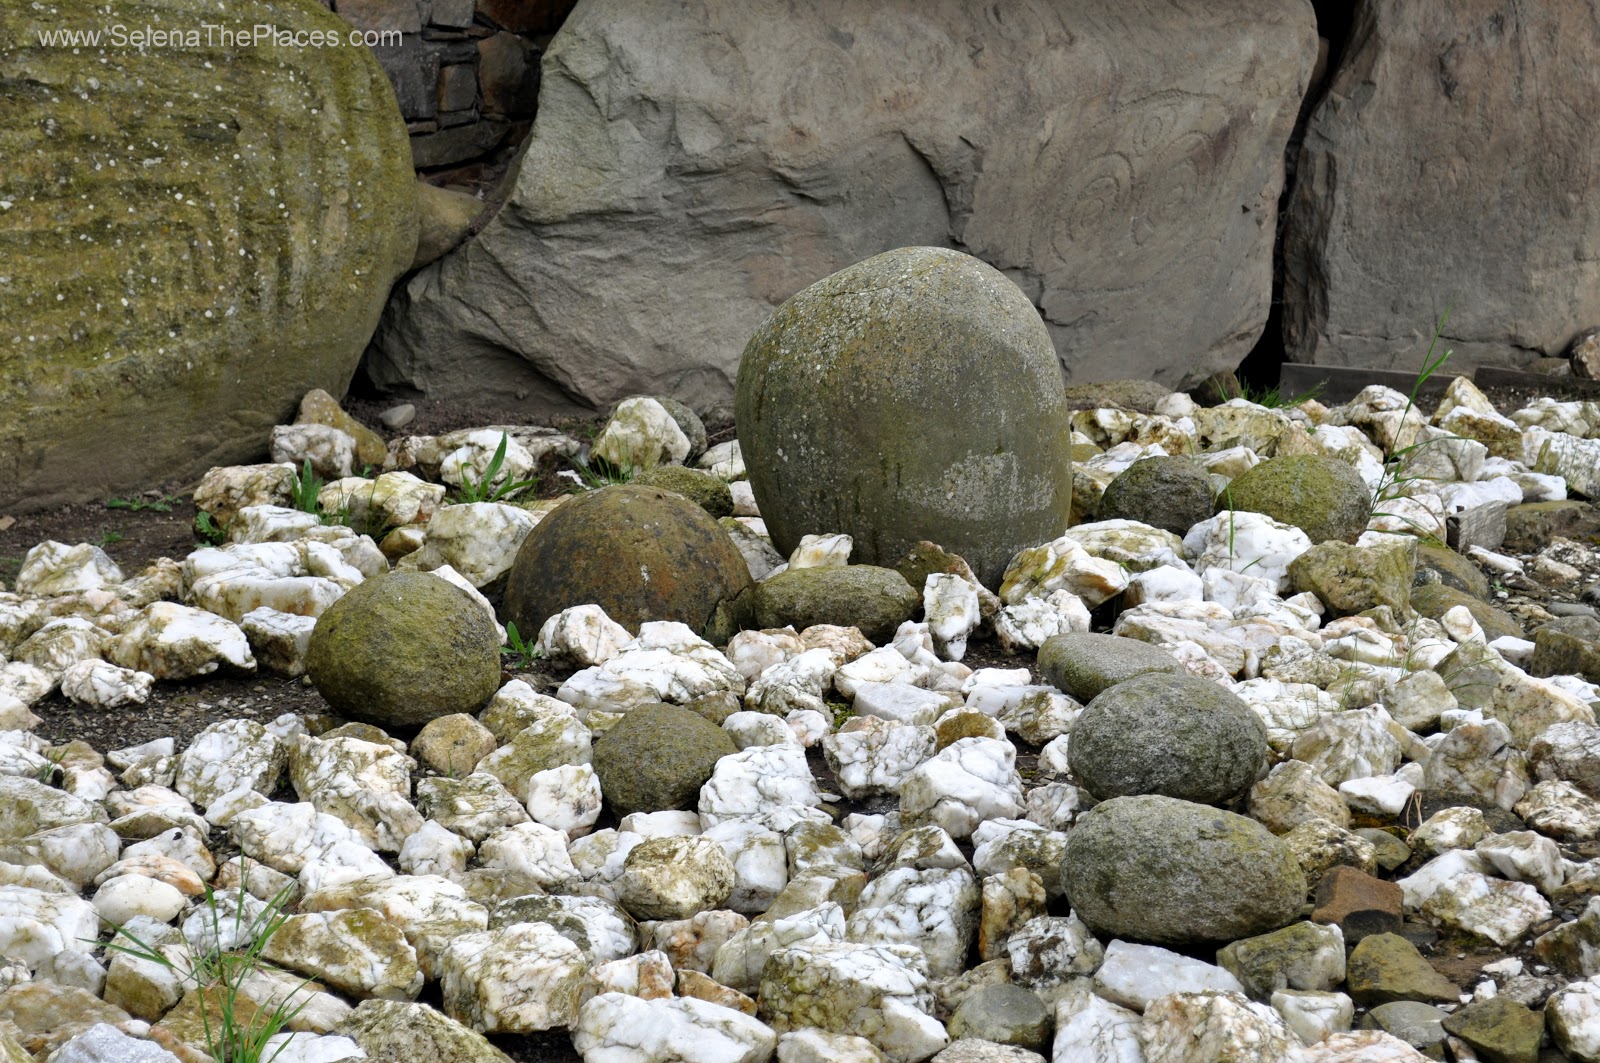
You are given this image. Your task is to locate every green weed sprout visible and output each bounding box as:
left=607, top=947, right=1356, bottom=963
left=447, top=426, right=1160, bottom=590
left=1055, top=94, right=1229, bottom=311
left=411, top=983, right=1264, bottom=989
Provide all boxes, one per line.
left=454, top=433, right=535, bottom=504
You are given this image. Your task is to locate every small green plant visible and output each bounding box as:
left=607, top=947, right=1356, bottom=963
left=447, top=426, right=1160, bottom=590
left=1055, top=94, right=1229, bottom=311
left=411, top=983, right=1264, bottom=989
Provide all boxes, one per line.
left=501, top=621, right=543, bottom=670
left=194, top=510, right=227, bottom=545
left=95, top=527, right=125, bottom=549
left=1368, top=304, right=1458, bottom=544
left=454, top=433, right=535, bottom=504
left=107, top=494, right=183, bottom=513
left=100, top=883, right=306, bottom=1063
left=34, top=747, right=66, bottom=784
left=290, top=459, right=323, bottom=515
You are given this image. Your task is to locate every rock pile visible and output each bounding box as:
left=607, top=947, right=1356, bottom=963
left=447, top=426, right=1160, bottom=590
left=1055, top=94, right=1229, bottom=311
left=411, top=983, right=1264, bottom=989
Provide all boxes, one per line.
left=14, top=368, right=1600, bottom=1061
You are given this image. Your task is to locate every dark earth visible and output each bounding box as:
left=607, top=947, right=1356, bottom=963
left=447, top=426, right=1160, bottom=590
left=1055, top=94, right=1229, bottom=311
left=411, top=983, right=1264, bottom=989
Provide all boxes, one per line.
left=5, top=379, right=1600, bottom=1060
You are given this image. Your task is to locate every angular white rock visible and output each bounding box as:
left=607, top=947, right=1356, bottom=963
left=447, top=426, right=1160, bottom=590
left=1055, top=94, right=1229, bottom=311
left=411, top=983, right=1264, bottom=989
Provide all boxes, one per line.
left=1094, top=941, right=1243, bottom=1013
left=401, top=502, right=538, bottom=589
left=59, top=659, right=153, bottom=709
left=525, top=763, right=603, bottom=839
left=790, top=533, right=853, bottom=570
left=440, top=921, right=588, bottom=1033
left=109, top=602, right=255, bottom=679
left=536, top=605, right=633, bottom=669
left=898, top=738, right=1023, bottom=840
left=593, top=397, right=692, bottom=470
left=699, top=744, right=823, bottom=830
left=15, top=541, right=123, bottom=597
left=1183, top=511, right=1313, bottom=592
left=923, top=574, right=979, bottom=662
left=239, top=607, right=318, bottom=677
left=575, top=991, right=776, bottom=1063
left=999, top=536, right=1128, bottom=609
left=823, top=717, right=936, bottom=801
left=1138, top=991, right=1297, bottom=1061
left=845, top=867, right=979, bottom=980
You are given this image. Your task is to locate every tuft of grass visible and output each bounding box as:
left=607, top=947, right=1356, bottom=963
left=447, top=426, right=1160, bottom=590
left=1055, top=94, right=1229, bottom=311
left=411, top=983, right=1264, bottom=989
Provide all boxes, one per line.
left=100, top=883, right=307, bottom=1063
left=453, top=433, right=535, bottom=504
left=1228, top=379, right=1325, bottom=410
left=500, top=621, right=543, bottom=670
left=107, top=494, right=183, bottom=513
left=1369, top=303, right=1457, bottom=544
left=95, top=527, right=125, bottom=549
left=565, top=455, right=636, bottom=492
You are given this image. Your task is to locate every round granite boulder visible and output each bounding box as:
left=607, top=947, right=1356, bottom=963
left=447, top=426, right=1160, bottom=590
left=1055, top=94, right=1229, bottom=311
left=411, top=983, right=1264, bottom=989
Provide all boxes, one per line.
left=631, top=465, right=734, bottom=518
left=736, top=246, right=1074, bottom=588
left=591, top=704, right=737, bottom=817
left=306, top=572, right=501, bottom=728
left=1069, top=673, right=1268, bottom=805
left=752, top=566, right=919, bottom=645
left=1062, top=794, right=1307, bottom=946
left=503, top=485, right=752, bottom=640
left=1036, top=632, right=1184, bottom=703
left=1097, top=457, right=1217, bottom=536
left=1222, top=454, right=1373, bottom=545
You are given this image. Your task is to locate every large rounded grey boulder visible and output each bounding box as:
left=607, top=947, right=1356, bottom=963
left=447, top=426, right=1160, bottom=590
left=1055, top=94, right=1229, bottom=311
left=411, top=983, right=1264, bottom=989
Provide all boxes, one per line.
left=503, top=485, right=752, bottom=641
left=591, top=704, right=737, bottom=817
left=1062, top=794, right=1307, bottom=946
left=1098, top=457, right=1217, bottom=536
left=1036, top=632, right=1184, bottom=703
left=1223, top=454, right=1373, bottom=545
left=0, top=0, right=417, bottom=513
left=735, top=247, right=1074, bottom=588
left=306, top=572, right=501, bottom=729
left=752, top=566, right=919, bottom=645
left=1069, top=673, right=1268, bottom=805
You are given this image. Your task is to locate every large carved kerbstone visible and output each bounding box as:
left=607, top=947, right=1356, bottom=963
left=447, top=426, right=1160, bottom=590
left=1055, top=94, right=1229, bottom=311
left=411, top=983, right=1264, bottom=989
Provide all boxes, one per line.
left=0, top=0, right=417, bottom=511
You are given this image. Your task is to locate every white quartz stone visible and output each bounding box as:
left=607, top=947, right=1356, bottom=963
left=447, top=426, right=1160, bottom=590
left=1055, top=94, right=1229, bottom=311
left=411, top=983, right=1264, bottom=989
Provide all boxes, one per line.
left=1094, top=941, right=1244, bottom=1013
left=898, top=738, right=1023, bottom=841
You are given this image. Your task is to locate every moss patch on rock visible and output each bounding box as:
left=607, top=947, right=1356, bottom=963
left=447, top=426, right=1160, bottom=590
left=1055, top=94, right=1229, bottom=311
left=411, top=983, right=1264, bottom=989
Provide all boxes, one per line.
left=752, top=566, right=918, bottom=645
left=591, top=703, right=736, bottom=817
left=1223, top=454, right=1373, bottom=545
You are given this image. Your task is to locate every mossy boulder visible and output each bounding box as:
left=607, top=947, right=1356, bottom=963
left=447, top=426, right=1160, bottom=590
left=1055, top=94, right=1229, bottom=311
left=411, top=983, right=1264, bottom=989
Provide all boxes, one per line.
left=1410, top=583, right=1524, bottom=641
left=735, top=246, right=1074, bottom=588
left=337, top=998, right=514, bottom=1063
left=1061, top=794, right=1306, bottom=946
left=591, top=704, right=736, bottom=817
left=1414, top=543, right=1490, bottom=599
left=503, top=485, right=752, bottom=639
left=1222, top=454, right=1373, bottom=544
left=0, top=0, right=417, bottom=513
left=1503, top=500, right=1600, bottom=552
left=631, top=465, right=734, bottom=518
left=1097, top=456, right=1217, bottom=535
left=1069, top=673, right=1268, bottom=805
left=752, top=566, right=918, bottom=645
left=1288, top=538, right=1416, bottom=618
left=1036, top=632, right=1184, bottom=703
left=306, top=572, right=501, bottom=729
left=1531, top=615, right=1600, bottom=683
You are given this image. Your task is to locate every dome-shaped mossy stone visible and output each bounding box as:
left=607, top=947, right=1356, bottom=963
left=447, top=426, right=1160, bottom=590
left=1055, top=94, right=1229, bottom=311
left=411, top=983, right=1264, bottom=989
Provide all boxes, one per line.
left=735, top=246, right=1074, bottom=588
left=1098, top=456, right=1217, bottom=535
left=1222, top=454, right=1373, bottom=545
left=1036, top=632, right=1184, bottom=703
left=306, top=571, right=501, bottom=729
left=503, top=485, right=752, bottom=640
left=1068, top=672, right=1268, bottom=805
left=631, top=465, right=734, bottom=518
left=591, top=704, right=736, bottom=817
left=1410, top=583, right=1524, bottom=641
left=752, top=565, right=918, bottom=645
left=1061, top=794, right=1307, bottom=946
left=1414, top=544, right=1490, bottom=599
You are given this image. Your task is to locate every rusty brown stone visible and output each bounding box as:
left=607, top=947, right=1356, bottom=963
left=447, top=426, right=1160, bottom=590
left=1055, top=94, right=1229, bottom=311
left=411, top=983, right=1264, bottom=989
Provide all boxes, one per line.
left=1312, top=864, right=1403, bottom=944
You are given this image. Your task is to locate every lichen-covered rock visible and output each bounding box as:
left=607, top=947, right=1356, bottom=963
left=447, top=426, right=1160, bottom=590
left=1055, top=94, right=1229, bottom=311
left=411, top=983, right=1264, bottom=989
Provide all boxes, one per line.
left=631, top=464, right=736, bottom=519
left=753, top=566, right=919, bottom=646
left=288, top=733, right=419, bottom=852
left=758, top=942, right=944, bottom=1063
left=0, top=0, right=415, bottom=513
left=1289, top=537, right=1415, bottom=618
left=616, top=835, right=737, bottom=921
left=439, top=922, right=587, bottom=1034
left=736, top=248, right=1073, bottom=589
left=504, top=486, right=752, bottom=640
left=306, top=572, right=501, bottom=728
left=335, top=998, right=512, bottom=1063
left=1062, top=794, right=1306, bottom=946
left=592, top=703, right=737, bottom=817
left=1139, top=992, right=1297, bottom=1062
left=1069, top=672, right=1267, bottom=806
left=1224, top=455, right=1374, bottom=545
left=262, top=908, right=424, bottom=1002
